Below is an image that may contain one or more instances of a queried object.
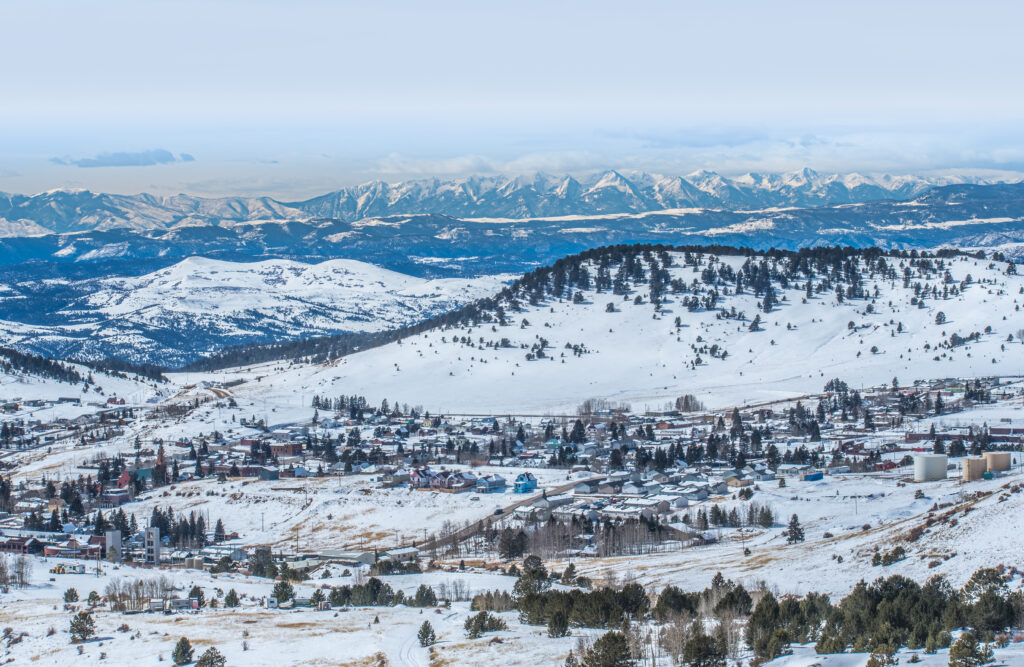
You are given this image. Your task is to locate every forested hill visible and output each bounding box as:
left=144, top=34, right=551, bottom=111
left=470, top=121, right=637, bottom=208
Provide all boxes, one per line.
left=181, top=243, right=1006, bottom=373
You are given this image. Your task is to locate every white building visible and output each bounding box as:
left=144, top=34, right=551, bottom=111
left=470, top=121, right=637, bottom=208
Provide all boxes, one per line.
left=144, top=527, right=161, bottom=565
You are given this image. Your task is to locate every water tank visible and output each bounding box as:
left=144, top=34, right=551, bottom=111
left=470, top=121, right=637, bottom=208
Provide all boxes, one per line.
left=914, top=454, right=947, bottom=482
left=962, top=457, right=987, bottom=482
left=983, top=451, right=1011, bottom=472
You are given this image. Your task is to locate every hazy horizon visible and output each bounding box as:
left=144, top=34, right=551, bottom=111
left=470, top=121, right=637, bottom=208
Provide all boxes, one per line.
left=3, top=0, right=1023, bottom=198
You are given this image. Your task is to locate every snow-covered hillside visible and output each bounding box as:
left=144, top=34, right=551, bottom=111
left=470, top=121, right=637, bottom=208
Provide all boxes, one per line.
left=0, top=359, right=166, bottom=421
left=195, top=248, right=1024, bottom=415
left=0, top=257, right=512, bottom=366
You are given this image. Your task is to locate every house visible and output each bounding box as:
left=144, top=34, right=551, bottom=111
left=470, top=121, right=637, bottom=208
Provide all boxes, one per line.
left=317, top=550, right=376, bottom=566
left=552, top=503, right=599, bottom=522
left=430, top=470, right=477, bottom=492
left=167, top=598, right=199, bottom=611
left=409, top=468, right=437, bottom=489
left=650, top=493, right=689, bottom=510
left=513, top=505, right=549, bottom=522
left=383, top=546, right=419, bottom=563
left=513, top=472, right=537, bottom=493
left=475, top=474, right=506, bottom=493
left=601, top=504, right=653, bottom=520
left=725, top=476, right=753, bottom=488
left=621, top=482, right=645, bottom=496
left=201, top=545, right=249, bottom=562
left=257, top=467, right=280, bottom=481
left=642, top=481, right=663, bottom=495
left=46, top=497, right=68, bottom=513
left=573, top=481, right=599, bottom=495
left=624, top=497, right=671, bottom=515
left=677, top=485, right=709, bottom=501
left=532, top=494, right=572, bottom=510
left=708, top=481, right=729, bottom=494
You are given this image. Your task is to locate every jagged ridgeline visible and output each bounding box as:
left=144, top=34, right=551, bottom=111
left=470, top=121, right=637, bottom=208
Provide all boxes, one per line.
left=182, top=243, right=999, bottom=372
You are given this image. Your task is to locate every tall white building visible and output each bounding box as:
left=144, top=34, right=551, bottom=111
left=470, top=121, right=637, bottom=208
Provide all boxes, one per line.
left=144, top=527, right=161, bottom=565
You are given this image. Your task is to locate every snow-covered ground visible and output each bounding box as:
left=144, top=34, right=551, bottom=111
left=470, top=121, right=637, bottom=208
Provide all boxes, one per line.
left=563, top=463, right=1024, bottom=598
left=184, top=252, right=1024, bottom=416
left=0, top=562, right=584, bottom=666
left=0, top=256, right=514, bottom=365
left=1, top=554, right=1022, bottom=666
left=120, top=466, right=583, bottom=553
left=0, top=364, right=166, bottom=420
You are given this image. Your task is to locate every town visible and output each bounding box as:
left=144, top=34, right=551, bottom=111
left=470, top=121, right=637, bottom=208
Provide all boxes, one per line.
left=2, top=368, right=1023, bottom=664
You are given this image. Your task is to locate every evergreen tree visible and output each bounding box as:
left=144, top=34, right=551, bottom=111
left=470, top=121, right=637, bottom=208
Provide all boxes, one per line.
left=418, top=620, right=436, bottom=647
left=581, top=630, right=633, bottom=667
left=948, top=632, right=994, bottom=667
left=224, top=589, right=240, bottom=607
left=786, top=514, right=805, bottom=544
left=547, top=610, right=570, bottom=638
left=569, top=420, right=587, bottom=444
left=172, top=637, right=194, bottom=665
left=196, top=647, right=226, bottom=667
left=69, top=610, right=95, bottom=643
left=682, top=632, right=726, bottom=667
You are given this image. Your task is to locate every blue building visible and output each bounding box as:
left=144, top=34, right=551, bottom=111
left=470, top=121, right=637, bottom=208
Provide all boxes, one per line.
left=513, top=472, right=537, bottom=494
left=475, top=474, right=506, bottom=493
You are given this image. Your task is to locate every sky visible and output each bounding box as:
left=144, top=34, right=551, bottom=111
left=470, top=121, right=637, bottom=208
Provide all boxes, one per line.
left=1, top=0, right=1023, bottom=198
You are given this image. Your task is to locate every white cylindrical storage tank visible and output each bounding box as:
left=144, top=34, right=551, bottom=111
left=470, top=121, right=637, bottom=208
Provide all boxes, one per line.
left=914, top=454, right=948, bottom=482
left=983, top=451, right=1011, bottom=472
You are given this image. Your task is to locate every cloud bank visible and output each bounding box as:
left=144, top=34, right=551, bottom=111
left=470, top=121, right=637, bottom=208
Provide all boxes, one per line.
left=51, top=149, right=192, bottom=168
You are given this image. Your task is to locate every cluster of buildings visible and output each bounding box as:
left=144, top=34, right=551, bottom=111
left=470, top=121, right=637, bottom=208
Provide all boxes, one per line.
left=511, top=465, right=776, bottom=523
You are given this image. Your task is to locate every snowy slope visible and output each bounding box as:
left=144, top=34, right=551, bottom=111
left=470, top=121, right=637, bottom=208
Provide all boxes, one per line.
left=197, top=251, right=1024, bottom=415
left=0, top=359, right=166, bottom=421
left=0, top=257, right=513, bottom=366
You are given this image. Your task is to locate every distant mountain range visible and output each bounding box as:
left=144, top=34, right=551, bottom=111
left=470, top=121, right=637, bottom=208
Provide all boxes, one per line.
left=0, top=180, right=1023, bottom=284
left=2, top=169, right=1020, bottom=235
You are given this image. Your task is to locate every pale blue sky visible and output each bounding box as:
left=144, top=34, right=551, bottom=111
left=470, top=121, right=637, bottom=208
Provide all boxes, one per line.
left=1, top=0, right=1022, bottom=197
